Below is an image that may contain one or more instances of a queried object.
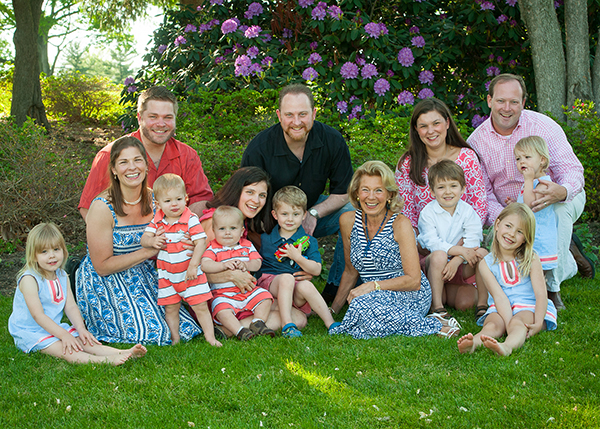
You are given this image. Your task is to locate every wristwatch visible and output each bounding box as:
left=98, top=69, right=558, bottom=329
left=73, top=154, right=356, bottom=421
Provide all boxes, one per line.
left=309, top=208, right=319, bottom=219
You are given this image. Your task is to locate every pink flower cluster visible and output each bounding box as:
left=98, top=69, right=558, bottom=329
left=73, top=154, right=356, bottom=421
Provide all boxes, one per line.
left=299, top=0, right=314, bottom=8
left=486, top=66, right=500, bottom=76
left=302, top=67, right=318, bottom=81
left=247, top=46, right=259, bottom=59
left=472, top=114, right=489, bottom=128
left=364, top=22, right=388, bottom=39
left=174, top=35, right=187, bottom=46
left=480, top=1, right=494, bottom=10
left=308, top=53, right=322, bottom=64
left=411, top=36, right=425, bottom=48
left=418, top=88, right=434, bottom=99
left=361, top=64, right=378, bottom=80
left=221, top=19, right=238, bottom=35
left=245, top=25, right=262, bottom=38
left=397, top=48, right=414, bottom=67
left=328, top=6, right=343, bottom=20
left=244, top=2, right=263, bottom=19
left=397, top=91, right=415, bottom=106
left=419, top=70, right=434, bottom=85
left=374, top=78, right=390, bottom=96
left=312, top=2, right=327, bottom=20
left=210, top=0, right=223, bottom=5
left=336, top=101, right=348, bottom=114
left=184, top=24, right=197, bottom=33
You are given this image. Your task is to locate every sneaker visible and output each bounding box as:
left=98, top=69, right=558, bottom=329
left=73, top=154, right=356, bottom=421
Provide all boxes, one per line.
left=249, top=320, right=276, bottom=337
left=328, top=322, right=341, bottom=334
left=282, top=323, right=303, bottom=338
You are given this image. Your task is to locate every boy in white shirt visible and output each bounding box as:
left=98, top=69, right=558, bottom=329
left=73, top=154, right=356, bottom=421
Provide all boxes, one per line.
left=417, top=160, right=488, bottom=322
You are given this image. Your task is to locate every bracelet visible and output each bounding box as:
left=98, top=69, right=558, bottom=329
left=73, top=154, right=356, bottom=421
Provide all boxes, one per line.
left=373, top=281, right=381, bottom=291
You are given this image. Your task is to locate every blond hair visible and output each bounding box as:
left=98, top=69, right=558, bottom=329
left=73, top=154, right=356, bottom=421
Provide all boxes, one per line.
left=272, top=186, right=307, bottom=211
left=212, top=206, right=244, bottom=230
left=348, top=161, right=403, bottom=213
left=153, top=173, right=186, bottom=199
left=491, top=203, right=536, bottom=276
left=18, top=223, right=68, bottom=280
left=514, top=136, right=550, bottom=172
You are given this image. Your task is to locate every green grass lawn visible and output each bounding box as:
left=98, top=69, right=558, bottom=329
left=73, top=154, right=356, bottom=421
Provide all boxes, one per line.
left=1, top=277, right=599, bottom=429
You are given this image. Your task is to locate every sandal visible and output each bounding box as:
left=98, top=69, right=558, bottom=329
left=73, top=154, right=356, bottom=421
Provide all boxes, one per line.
left=213, top=325, right=227, bottom=341
left=282, top=323, right=303, bottom=338
left=427, top=312, right=462, bottom=329
left=236, top=327, right=255, bottom=341
left=475, top=305, right=489, bottom=319
left=249, top=320, right=276, bottom=337
left=437, top=326, right=460, bottom=339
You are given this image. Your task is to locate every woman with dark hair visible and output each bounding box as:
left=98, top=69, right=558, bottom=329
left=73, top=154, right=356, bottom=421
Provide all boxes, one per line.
left=395, top=98, right=487, bottom=229
left=200, top=166, right=307, bottom=332
left=76, top=136, right=201, bottom=345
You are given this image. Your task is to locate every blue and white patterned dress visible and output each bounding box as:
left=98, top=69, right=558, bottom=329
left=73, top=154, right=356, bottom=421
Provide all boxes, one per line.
left=329, top=210, right=441, bottom=339
left=76, top=198, right=201, bottom=345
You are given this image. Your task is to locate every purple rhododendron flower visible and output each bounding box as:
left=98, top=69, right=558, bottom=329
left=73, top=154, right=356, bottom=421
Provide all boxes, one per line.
left=262, top=34, right=272, bottom=42
left=124, top=76, right=135, bottom=85
left=310, top=41, right=318, bottom=50
left=199, top=23, right=211, bottom=33
left=262, top=56, right=273, bottom=66
left=374, top=78, right=390, bottom=96
left=411, top=36, right=425, bottom=48
left=497, top=56, right=504, bottom=63
left=336, top=101, right=348, bottom=114
left=184, top=24, right=197, bottom=33
left=328, top=5, right=342, bottom=20
left=397, top=91, right=415, bottom=106
left=250, top=63, right=263, bottom=75
left=244, top=2, right=264, bottom=19
left=340, top=62, right=359, bottom=79
left=210, top=0, right=224, bottom=5
left=349, top=95, right=358, bottom=103
left=480, top=1, right=494, bottom=10
left=221, top=19, right=238, bottom=34
left=348, top=104, right=362, bottom=120
left=282, top=28, right=293, bottom=38
left=387, top=70, right=394, bottom=77
left=245, top=25, right=261, bottom=38
left=215, top=56, right=225, bottom=65
left=239, top=25, right=249, bottom=33
left=418, top=88, right=434, bottom=99
left=308, top=52, right=322, bottom=64
left=302, top=67, right=318, bottom=81
left=247, top=46, right=259, bottom=59
left=489, top=54, right=495, bottom=61
left=457, top=94, right=465, bottom=103
left=327, top=60, right=334, bottom=68
left=472, top=114, right=488, bottom=128
left=299, top=0, right=314, bottom=8
left=409, top=26, right=420, bottom=34
left=509, top=19, right=517, bottom=27
left=157, top=45, right=167, bottom=54
left=174, top=36, right=187, bottom=46
left=127, top=85, right=137, bottom=93
left=419, top=70, right=434, bottom=85
left=485, top=81, right=492, bottom=91
left=356, top=57, right=366, bottom=66
left=365, top=22, right=382, bottom=38
left=506, top=0, right=517, bottom=6
left=311, top=5, right=326, bottom=21
left=397, top=48, right=414, bottom=67
left=497, top=14, right=508, bottom=23
left=487, top=66, right=500, bottom=76
left=361, top=64, right=378, bottom=80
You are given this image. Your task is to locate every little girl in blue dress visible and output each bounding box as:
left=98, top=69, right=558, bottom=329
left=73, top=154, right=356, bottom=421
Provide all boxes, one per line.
left=8, top=223, right=147, bottom=365
left=457, top=204, right=557, bottom=356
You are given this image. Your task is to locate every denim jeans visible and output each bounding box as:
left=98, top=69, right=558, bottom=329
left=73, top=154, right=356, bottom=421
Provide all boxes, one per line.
left=311, top=195, right=355, bottom=286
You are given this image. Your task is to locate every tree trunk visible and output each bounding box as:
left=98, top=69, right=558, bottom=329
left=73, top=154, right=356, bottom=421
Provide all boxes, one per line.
left=38, top=32, right=51, bottom=76
left=565, top=0, right=592, bottom=109
left=519, top=0, right=566, bottom=119
left=11, top=0, right=50, bottom=130
left=593, top=29, right=600, bottom=112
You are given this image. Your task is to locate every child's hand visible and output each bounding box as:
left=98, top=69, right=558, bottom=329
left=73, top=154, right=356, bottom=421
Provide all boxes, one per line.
left=460, top=247, right=482, bottom=267
left=232, top=260, right=248, bottom=271
left=521, top=166, right=536, bottom=181
left=186, top=264, right=199, bottom=281
left=504, top=197, right=516, bottom=205
left=78, top=329, right=101, bottom=347
left=152, top=231, right=167, bottom=250
left=525, top=321, right=543, bottom=338
left=61, top=333, right=84, bottom=355
left=442, top=258, right=461, bottom=282
left=222, top=260, right=238, bottom=271
left=281, top=243, right=303, bottom=262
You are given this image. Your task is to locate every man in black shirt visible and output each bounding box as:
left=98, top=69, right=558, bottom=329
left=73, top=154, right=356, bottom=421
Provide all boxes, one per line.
left=241, top=84, right=354, bottom=303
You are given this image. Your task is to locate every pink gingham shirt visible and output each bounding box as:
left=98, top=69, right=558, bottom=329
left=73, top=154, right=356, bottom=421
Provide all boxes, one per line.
left=467, top=110, right=584, bottom=225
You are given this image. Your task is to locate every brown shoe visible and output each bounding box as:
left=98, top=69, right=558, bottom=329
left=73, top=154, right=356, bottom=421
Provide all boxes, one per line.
left=249, top=320, right=275, bottom=337
left=570, top=235, right=595, bottom=279
left=548, top=291, right=566, bottom=311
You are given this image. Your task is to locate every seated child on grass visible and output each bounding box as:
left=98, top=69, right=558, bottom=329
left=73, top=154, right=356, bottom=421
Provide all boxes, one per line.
left=457, top=203, right=557, bottom=356
left=257, top=186, right=340, bottom=338
left=201, top=206, right=275, bottom=341
left=141, top=174, right=221, bottom=347
left=417, top=160, right=488, bottom=322
left=9, top=223, right=146, bottom=365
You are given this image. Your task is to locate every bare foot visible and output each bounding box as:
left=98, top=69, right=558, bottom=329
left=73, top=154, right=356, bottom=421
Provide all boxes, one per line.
left=111, top=352, right=132, bottom=366
left=208, top=339, right=223, bottom=347
left=457, top=333, right=476, bottom=354
left=127, top=344, right=147, bottom=359
left=481, top=334, right=511, bottom=356
left=171, top=335, right=180, bottom=345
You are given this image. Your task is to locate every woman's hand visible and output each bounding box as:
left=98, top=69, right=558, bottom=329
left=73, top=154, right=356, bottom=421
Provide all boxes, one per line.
left=347, top=282, right=376, bottom=303
left=230, top=270, right=257, bottom=293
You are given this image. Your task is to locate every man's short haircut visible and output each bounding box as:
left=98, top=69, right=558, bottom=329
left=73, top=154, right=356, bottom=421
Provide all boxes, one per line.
left=428, top=159, right=466, bottom=189
left=515, top=136, right=550, bottom=171
left=278, top=83, right=315, bottom=110
left=153, top=173, right=186, bottom=199
left=213, top=206, right=244, bottom=229
left=488, top=73, right=528, bottom=101
left=272, top=186, right=308, bottom=211
left=137, top=86, right=179, bottom=115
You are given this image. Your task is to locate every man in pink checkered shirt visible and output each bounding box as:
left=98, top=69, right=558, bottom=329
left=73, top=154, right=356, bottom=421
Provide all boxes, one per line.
left=468, top=73, right=592, bottom=311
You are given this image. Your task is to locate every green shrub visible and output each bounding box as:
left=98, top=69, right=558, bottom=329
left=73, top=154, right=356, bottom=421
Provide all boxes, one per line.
left=0, top=66, right=12, bottom=117
left=42, top=71, right=123, bottom=124
left=559, top=100, right=600, bottom=221
left=0, top=118, right=87, bottom=243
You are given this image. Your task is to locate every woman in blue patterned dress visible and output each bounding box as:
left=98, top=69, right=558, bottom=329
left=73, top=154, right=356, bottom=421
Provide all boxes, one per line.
left=76, top=136, right=201, bottom=345
left=329, top=161, right=460, bottom=339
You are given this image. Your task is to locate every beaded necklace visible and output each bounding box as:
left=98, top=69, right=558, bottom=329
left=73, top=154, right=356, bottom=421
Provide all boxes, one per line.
left=363, top=209, right=388, bottom=255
